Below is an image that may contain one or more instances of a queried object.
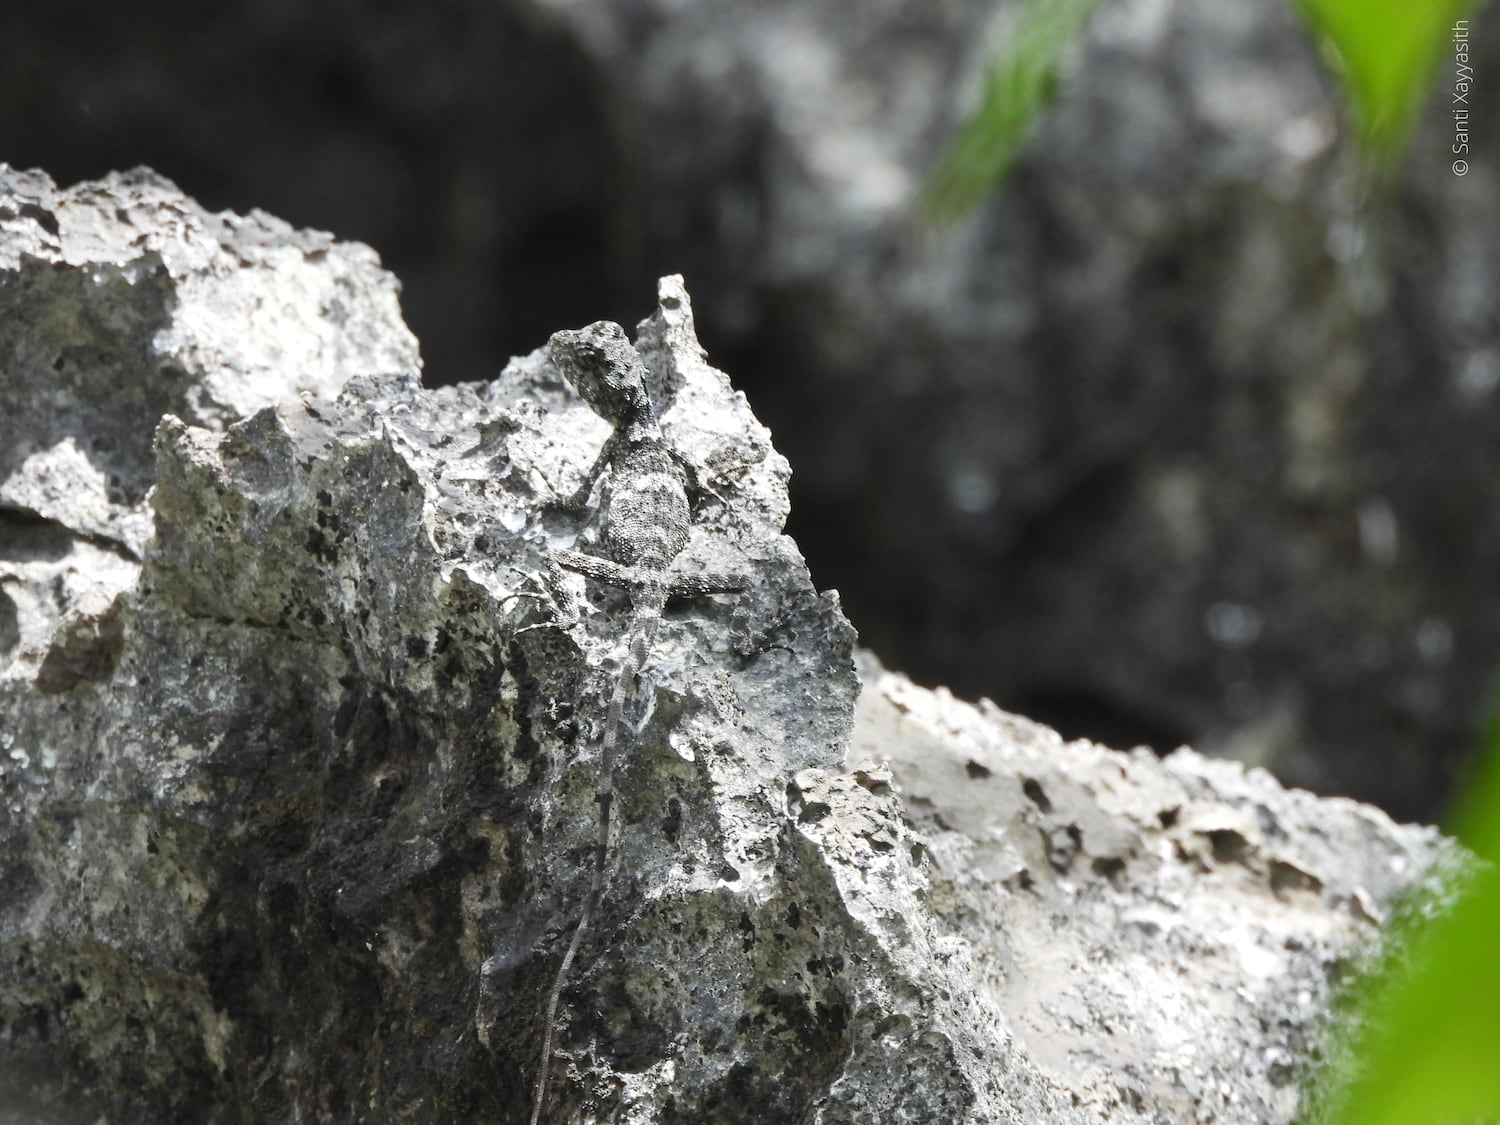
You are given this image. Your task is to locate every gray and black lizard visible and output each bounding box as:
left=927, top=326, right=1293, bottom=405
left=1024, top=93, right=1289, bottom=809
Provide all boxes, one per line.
left=526, top=320, right=747, bottom=1125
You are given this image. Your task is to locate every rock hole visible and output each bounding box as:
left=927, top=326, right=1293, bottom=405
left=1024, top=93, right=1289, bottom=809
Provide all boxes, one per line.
left=1269, top=859, right=1323, bottom=897
left=1207, top=828, right=1249, bottom=864
left=1091, top=856, right=1125, bottom=880
left=1021, top=777, right=1052, bottom=813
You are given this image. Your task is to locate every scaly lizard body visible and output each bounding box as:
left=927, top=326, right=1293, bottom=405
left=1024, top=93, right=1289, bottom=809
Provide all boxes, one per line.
left=529, top=320, right=746, bottom=1124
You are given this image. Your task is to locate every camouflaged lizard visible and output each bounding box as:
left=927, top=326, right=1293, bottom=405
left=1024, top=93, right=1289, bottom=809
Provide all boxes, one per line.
left=527, top=320, right=747, bottom=1124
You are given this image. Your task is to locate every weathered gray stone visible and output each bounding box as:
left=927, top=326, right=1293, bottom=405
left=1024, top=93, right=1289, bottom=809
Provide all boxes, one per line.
left=503, top=0, right=1500, bottom=823
left=0, top=172, right=1458, bottom=1124
left=852, top=656, right=1451, bottom=1123
left=10, top=0, right=1499, bottom=822
left=0, top=164, right=419, bottom=559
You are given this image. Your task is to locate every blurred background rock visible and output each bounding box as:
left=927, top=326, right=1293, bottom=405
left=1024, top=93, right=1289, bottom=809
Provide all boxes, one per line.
left=3, top=0, right=1495, bottom=823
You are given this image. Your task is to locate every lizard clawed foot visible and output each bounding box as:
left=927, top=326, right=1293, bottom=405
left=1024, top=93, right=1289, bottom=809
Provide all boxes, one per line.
left=505, top=561, right=582, bottom=635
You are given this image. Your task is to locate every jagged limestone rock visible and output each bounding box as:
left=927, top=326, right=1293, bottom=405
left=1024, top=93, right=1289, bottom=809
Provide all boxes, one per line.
left=0, top=164, right=419, bottom=559
left=0, top=170, right=1456, bottom=1123
left=851, top=656, right=1452, bottom=1123
left=11, top=1, right=1497, bottom=818
left=507, top=0, right=1500, bottom=821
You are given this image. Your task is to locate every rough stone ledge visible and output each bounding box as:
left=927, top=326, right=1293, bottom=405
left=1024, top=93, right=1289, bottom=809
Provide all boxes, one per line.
left=851, top=655, right=1452, bottom=1123
left=0, top=169, right=1457, bottom=1123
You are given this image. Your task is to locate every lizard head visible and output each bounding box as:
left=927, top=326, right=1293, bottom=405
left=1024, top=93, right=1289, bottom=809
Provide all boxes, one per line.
left=548, top=321, right=652, bottom=423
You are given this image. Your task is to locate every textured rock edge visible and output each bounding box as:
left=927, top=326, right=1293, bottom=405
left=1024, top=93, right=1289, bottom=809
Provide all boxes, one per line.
left=0, top=167, right=1462, bottom=1124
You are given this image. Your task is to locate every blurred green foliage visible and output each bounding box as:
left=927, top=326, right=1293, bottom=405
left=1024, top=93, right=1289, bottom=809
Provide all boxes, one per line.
left=1292, top=0, right=1479, bottom=163
left=926, top=3, right=1498, bottom=1116
left=1301, top=730, right=1500, bottom=1125
left=922, top=0, right=1104, bottom=222
left=926, top=0, right=1483, bottom=220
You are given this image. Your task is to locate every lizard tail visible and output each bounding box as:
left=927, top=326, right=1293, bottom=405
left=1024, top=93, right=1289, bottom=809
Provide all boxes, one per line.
left=530, top=590, right=663, bottom=1123
left=529, top=858, right=604, bottom=1125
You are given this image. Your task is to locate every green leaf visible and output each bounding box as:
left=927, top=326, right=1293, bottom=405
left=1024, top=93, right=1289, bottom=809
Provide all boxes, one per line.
left=1291, top=0, right=1481, bottom=162
left=1320, top=865, right=1500, bottom=1125
left=923, top=0, right=1105, bottom=223
left=1309, top=723, right=1500, bottom=1125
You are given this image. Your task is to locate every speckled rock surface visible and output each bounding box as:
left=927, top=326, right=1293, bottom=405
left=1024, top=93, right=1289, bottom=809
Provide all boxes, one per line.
left=0, top=175, right=1062, bottom=1123
left=851, top=657, right=1452, bottom=1123
left=0, top=172, right=1457, bottom=1124
left=8, top=1, right=1500, bottom=823
left=0, top=164, right=419, bottom=558
left=505, top=0, right=1500, bottom=823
